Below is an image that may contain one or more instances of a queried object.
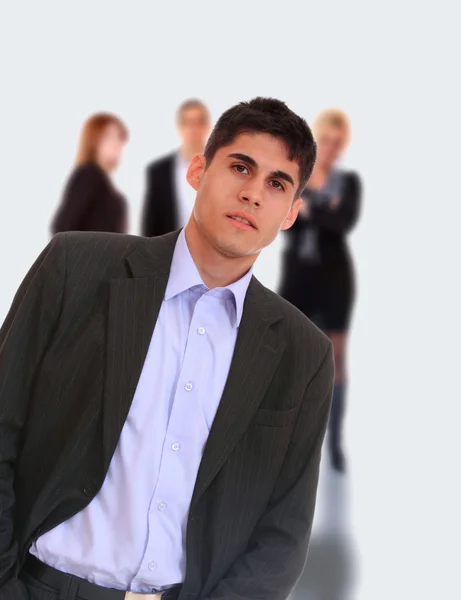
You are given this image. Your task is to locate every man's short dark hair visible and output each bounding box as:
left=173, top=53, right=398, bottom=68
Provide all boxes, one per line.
left=204, top=97, right=316, bottom=197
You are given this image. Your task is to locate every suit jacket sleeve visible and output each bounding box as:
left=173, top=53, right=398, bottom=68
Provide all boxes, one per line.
left=206, top=342, right=334, bottom=600
left=307, top=172, right=362, bottom=233
left=0, top=235, right=67, bottom=599
left=51, top=166, right=104, bottom=234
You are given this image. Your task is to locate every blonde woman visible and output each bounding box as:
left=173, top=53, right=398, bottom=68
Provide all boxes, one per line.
left=51, top=113, right=129, bottom=234
left=279, top=108, right=362, bottom=473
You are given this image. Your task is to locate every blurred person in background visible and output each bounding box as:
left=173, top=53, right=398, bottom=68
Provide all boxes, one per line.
left=278, top=108, right=362, bottom=474
left=141, top=98, right=211, bottom=236
left=51, top=113, right=129, bottom=234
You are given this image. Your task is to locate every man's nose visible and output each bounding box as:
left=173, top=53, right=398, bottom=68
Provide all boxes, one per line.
left=239, top=179, right=264, bottom=208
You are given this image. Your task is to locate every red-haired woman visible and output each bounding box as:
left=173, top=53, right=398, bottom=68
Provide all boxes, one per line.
left=51, top=113, right=129, bottom=234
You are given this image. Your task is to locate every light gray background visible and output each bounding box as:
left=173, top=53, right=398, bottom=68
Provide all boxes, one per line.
left=0, top=2, right=459, bottom=598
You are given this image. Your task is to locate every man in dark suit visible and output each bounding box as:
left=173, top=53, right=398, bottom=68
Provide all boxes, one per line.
left=0, top=97, right=333, bottom=600
left=141, top=99, right=211, bottom=237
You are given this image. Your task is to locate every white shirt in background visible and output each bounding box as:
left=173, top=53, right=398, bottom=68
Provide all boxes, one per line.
left=174, top=152, right=197, bottom=228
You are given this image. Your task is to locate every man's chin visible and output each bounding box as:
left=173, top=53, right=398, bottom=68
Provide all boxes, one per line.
left=214, top=238, right=260, bottom=260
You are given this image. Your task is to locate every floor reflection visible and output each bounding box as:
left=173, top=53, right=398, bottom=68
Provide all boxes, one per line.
left=288, top=453, right=359, bottom=600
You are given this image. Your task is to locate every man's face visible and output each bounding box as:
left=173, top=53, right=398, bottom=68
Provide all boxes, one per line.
left=177, top=107, right=210, bottom=151
left=186, top=132, right=302, bottom=259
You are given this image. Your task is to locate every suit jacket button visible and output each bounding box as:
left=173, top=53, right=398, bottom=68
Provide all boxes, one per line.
left=83, top=483, right=96, bottom=497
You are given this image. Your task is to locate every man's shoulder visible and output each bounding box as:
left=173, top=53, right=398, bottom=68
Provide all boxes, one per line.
left=55, top=231, right=156, bottom=275
left=147, top=152, right=176, bottom=174
left=60, top=230, right=141, bottom=250
left=258, top=282, right=331, bottom=349
left=42, top=231, right=180, bottom=311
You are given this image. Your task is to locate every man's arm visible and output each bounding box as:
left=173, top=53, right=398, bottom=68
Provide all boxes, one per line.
left=306, top=173, right=362, bottom=233
left=0, top=234, right=67, bottom=599
left=207, top=342, right=334, bottom=600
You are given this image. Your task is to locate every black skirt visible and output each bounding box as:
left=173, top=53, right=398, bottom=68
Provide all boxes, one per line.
left=278, top=253, right=356, bottom=332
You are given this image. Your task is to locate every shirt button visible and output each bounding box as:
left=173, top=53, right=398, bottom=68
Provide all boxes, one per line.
left=184, top=382, right=193, bottom=391
left=158, top=502, right=167, bottom=511
left=172, top=442, right=180, bottom=451
left=148, top=561, right=157, bottom=571
left=197, top=327, right=206, bottom=335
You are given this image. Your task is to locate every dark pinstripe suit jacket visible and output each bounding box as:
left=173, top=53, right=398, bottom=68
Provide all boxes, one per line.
left=0, top=230, right=334, bottom=600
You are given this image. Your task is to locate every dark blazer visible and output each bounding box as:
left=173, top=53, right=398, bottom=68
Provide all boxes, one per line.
left=284, top=172, right=362, bottom=265
left=141, top=152, right=178, bottom=237
left=51, top=163, right=128, bottom=235
left=0, top=230, right=334, bottom=600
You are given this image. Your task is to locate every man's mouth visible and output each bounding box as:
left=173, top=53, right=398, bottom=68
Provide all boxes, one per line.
left=226, top=212, right=257, bottom=230
left=229, top=215, right=254, bottom=228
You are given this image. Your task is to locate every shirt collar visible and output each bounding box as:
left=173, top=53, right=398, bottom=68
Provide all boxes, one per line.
left=164, top=228, right=253, bottom=327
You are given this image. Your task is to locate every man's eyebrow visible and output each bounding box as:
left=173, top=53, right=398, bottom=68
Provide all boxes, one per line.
left=227, top=153, right=258, bottom=168
left=227, top=153, right=295, bottom=187
left=270, top=170, right=295, bottom=188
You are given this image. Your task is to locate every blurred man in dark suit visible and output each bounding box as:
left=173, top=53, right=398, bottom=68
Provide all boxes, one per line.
left=141, top=99, right=211, bottom=237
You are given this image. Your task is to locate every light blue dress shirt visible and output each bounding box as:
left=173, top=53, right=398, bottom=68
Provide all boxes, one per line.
left=31, top=229, right=253, bottom=593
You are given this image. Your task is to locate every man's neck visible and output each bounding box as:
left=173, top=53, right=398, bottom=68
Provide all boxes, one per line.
left=180, top=146, right=203, bottom=163
left=184, top=220, right=256, bottom=289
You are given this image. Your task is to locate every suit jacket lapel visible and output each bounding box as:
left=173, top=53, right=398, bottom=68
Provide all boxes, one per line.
left=102, top=230, right=180, bottom=471
left=191, top=278, right=286, bottom=507
left=102, top=232, right=286, bottom=491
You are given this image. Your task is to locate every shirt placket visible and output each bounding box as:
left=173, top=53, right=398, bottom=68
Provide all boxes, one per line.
left=131, top=293, right=213, bottom=588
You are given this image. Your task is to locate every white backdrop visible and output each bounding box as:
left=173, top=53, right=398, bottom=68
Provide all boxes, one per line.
left=0, top=2, right=459, bottom=598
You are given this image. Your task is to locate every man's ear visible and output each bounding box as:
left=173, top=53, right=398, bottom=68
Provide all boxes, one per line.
left=186, top=154, right=206, bottom=191
left=281, top=197, right=303, bottom=231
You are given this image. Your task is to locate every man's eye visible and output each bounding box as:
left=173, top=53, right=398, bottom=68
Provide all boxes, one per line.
left=233, top=164, right=249, bottom=174
left=270, top=180, right=284, bottom=190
